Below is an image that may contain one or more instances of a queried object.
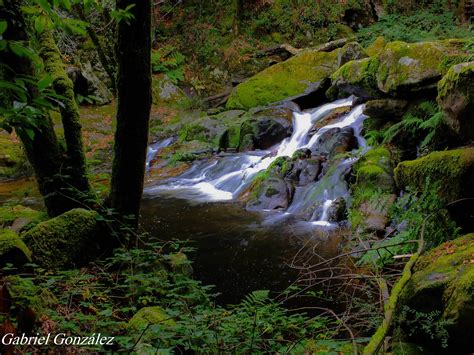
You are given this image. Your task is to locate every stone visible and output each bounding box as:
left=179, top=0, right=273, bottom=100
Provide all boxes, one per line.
left=23, top=208, right=101, bottom=269
left=311, top=126, right=358, bottom=159
left=337, top=42, right=367, bottom=67
left=437, top=62, right=474, bottom=141
left=246, top=177, right=292, bottom=211
left=365, top=36, right=386, bottom=57
left=0, top=228, right=32, bottom=267
left=152, top=74, right=187, bottom=106
left=363, top=99, right=408, bottom=119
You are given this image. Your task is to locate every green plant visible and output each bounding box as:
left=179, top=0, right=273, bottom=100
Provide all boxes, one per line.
left=151, top=46, right=185, bottom=84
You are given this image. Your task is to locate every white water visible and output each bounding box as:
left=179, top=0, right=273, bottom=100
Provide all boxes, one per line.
left=145, top=97, right=368, bottom=225
left=146, top=137, right=175, bottom=170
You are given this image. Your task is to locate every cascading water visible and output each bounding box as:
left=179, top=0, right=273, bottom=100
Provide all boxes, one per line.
left=146, top=137, right=175, bottom=171
left=145, top=97, right=368, bottom=226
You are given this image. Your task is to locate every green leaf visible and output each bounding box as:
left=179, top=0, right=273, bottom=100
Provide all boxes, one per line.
left=37, top=75, right=53, bottom=90
left=62, top=0, right=72, bottom=11
left=0, top=21, right=7, bottom=35
left=34, top=16, right=46, bottom=34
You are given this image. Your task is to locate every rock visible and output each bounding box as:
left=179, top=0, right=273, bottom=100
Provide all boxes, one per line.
left=238, top=116, right=290, bottom=151
left=292, top=148, right=312, bottom=160
left=0, top=229, right=32, bottom=267
left=365, top=36, right=386, bottom=57
left=337, top=42, right=367, bottom=67
left=23, top=209, right=101, bottom=269
left=311, top=126, right=358, bottom=159
left=394, top=148, right=474, bottom=202
left=399, top=233, right=474, bottom=352
left=376, top=40, right=467, bottom=96
left=298, top=158, right=323, bottom=186
left=358, top=194, right=396, bottom=232
left=354, top=147, right=394, bottom=191
left=363, top=99, right=408, bottom=119
left=246, top=177, right=292, bottom=211
left=437, top=62, right=474, bottom=141
left=152, top=74, right=188, bottom=106
left=226, top=48, right=340, bottom=109
left=0, top=205, right=46, bottom=230
left=327, top=197, right=347, bottom=222
left=330, top=57, right=381, bottom=99
left=76, top=62, right=113, bottom=105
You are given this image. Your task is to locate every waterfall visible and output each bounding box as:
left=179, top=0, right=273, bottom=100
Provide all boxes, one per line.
left=145, top=97, right=368, bottom=225
left=146, top=137, right=175, bottom=170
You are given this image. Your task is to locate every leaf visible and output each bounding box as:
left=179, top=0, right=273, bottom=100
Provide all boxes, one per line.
left=37, top=75, right=53, bottom=90
left=34, top=15, right=48, bottom=34
left=62, top=0, right=72, bottom=11
left=0, top=21, right=7, bottom=35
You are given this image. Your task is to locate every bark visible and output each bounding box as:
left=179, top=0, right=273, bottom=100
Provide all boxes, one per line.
left=0, top=0, right=78, bottom=216
left=232, top=0, right=244, bottom=35
left=109, top=0, right=152, bottom=237
left=38, top=30, right=92, bottom=201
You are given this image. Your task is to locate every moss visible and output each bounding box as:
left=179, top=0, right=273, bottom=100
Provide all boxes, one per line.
left=128, top=306, right=175, bottom=333
left=330, top=57, right=381, bottom=98
left=226, top=48, right=340, bottom=109
left=23, top=208, right=101, bottom=269
left=394, top=147, right=474, bottom=202
left=354, top=147, right=394, bottom=191
left=376, top=40, right=468, bottom=96
left=0, top=134, right=29, bottom=180
left=0, top=228, right=32, bottom=265
left=365, top=36, right=386, bottom=57
left=0, top=205, right=47, bottom=228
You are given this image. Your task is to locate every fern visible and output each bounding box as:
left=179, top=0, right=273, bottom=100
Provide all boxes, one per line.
left=382, top=115, right=423, bottom=143
left=241, top=289, right=270, bottom=309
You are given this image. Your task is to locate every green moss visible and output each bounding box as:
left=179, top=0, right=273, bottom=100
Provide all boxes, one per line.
left=354, top=147, right=394, bottom=191
left=0, top=205, right=47, bottom=227
left=330, top=57, right=381, bottom=98
left=394, top=148, right=474, bottom=202
left=23, top=208, right=100, bottom=269
left=128, top=306, right=175, bottom=333
left=366, top=36, right=386, bottom=57
left=0, top=228, right=32, bottom=264
left=376, top=40, right=468, bottom=96
left=226, top=48, right=340, bottom=109
left=0, top=134, right=29, bottom=180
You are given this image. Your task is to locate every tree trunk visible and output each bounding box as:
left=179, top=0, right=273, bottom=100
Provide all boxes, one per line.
left=0, top=0, right=79, bottom=216
left=232, top=0, right=244, bottom=35
left=38, top=30, right=92, bottom=202
left=109, top=0, right=152, bottom=239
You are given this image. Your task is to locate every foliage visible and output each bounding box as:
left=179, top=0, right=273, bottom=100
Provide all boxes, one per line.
left=357, top=9, right=472, bottom=47
left=1, top=240, right=334, bottom=352
left=151, top=46, right=185, bottom=84
left=400, top=306, right=449, bottom=348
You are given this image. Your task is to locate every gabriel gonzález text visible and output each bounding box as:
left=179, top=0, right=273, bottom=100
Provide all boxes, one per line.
left=2, top=333, right=114, bottom=346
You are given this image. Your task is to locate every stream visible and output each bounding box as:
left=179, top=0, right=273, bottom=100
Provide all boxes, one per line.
left=142, top=97, right=368, bottom=304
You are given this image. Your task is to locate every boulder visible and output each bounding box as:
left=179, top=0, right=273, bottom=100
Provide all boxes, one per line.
left=337, top=42, right=367, bottom=67
left=376, top=40, right=467, bottom=96
left=363, top=99, right=408, bottom=119
left=437, top=62, right=474, bottom=141
left=246, top=176, right=292, bottom=211
left=355, top=147, right=395, bottom=191
left=311, top=126, right=358, bottom=158
left=365, top=36, right=386, bottom=57
left=71, top=62, right=113, bottom=105
left=394, top=148, right=474, bottom=202
left=238, top=117, right=290, bottom=151
left=399, top=233, right=474, bottom=352
left=226, top=48, right=341, bottom=109
left=152, top=74, right=187, bottom=106
left=23, top=209, right=101, bottom=269
left=0, top=229, right=32, bottom=267
left=330, top=57, right=381, bottom=99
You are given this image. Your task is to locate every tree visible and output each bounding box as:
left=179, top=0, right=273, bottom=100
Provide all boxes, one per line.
left=109, top=0, right=152, bottom=240
left=0, top=0, right=92, bottom=216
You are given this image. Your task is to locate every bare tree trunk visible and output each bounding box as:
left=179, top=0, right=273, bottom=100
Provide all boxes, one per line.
left=38, top=30, right=92, bottom=202
left=109, top=0, right=152, bottom=240
left=0, top=0, right=80, bottom=216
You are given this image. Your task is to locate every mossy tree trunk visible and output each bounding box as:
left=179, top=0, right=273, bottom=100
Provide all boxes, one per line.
left=109, top=0, right=152, bottom=240
left=0, top=0, right=81, bottom=217
left=38, top=30, right=92, bottom=202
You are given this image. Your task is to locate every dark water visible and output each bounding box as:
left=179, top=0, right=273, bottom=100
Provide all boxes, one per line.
left=140, top=195, right=343, bottom=305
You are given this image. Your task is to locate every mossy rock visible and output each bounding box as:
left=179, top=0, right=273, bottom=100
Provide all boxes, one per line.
left=0, top=229, right=32, bottom=266
left=0, top=134, right=29, bottom=181
left=363, top=99, right=408, bottom=119
left=365, top=36, right=386, bottom=57
left=399, top=233, right=474, bottom=351
left=0, top=205, right=47, bottom=230
left=128, top=306, right=175, bottom=353
left=23, top=208, right=101, bottom=269
left=330, top=57, right=381, bottom=99
left=226, top=48, right=340, bottom=109
left=354, top=147, right=394, bottom=192
left=394, top=147, right=474, bottom=202
left=152, top=74, right=187, bottom=106
left=337, top=41, right=367, bottom=67
left=376, top=40, right=467, bottom=96
left=437, top=62, right=474, bottom=141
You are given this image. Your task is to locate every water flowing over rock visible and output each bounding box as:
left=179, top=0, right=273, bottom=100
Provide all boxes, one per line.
left=145, top=97, right=368, bottom=227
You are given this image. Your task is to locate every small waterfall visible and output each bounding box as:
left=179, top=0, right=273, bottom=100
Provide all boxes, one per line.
left=146, top=137, right=175, bottom=170
left=145, top=97, right=368, bottom=225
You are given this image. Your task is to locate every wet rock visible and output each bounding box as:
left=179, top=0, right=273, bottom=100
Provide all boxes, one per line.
left=399, top=233, right=474, bottom=352
left=297, top=158, right=323, bottom=186
left=23, top=209, right=102, bottom=269
left=246, top=177, right=292, bottom=211
left=363, top=99, right=408, bottom=119
left=327, top=197, right=347, bottom=222
left=355, top=147, right=394, bottom=192
left=437, top=62, right=474, bottom=141
left=292, top=148, right=312, bottom=160
left=311, top=126, right=358, bottom=159
left=358, top=194, right=396, bottom=232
